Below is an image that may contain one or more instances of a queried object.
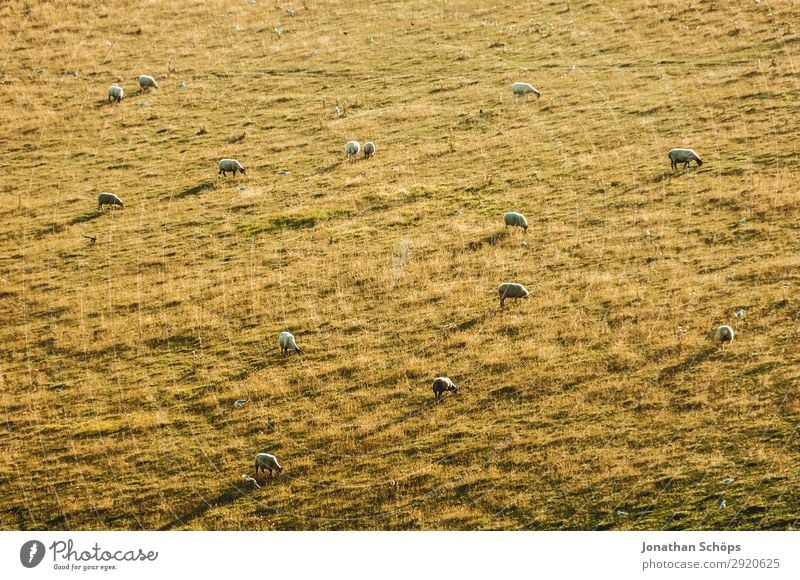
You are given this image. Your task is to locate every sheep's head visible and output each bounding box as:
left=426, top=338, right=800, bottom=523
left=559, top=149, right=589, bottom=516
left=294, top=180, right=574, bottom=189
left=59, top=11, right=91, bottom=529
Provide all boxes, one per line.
left=715, top=326, right=733, bottom=343
left=240, top=167, right=246, bottom=174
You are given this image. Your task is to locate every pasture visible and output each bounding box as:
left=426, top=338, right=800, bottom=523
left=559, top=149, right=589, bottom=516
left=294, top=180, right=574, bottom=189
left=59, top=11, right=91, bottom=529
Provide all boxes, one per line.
left=0, top=0, right=798, bottom=530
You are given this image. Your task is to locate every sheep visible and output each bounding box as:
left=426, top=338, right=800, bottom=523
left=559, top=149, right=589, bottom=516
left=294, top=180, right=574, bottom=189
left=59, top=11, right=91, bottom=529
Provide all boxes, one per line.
left=511, top=82, right=540, bottom=98
left=714, top=325, right=734, bottom=345
left=344, top=140, right=361, bottom=160
left=432, top=377, right=458, bottom=402
left=254, top=453, right=283, bottom=477
left=97, top=192, right=124, bottom=210
left=279, top=331, right=302, bottom=356
left=218, top=158, right=246, bottom=176
left=138, top=75, right=158, bottom=90
left=363, top=141, right=376, bottom=159
left=498, top=282, right=529, bottom=309
left=504, top=211, right=528, bottom=232
left=108, top=85, right=124, bottom=103
left=668, top=148, right=703, bottom=170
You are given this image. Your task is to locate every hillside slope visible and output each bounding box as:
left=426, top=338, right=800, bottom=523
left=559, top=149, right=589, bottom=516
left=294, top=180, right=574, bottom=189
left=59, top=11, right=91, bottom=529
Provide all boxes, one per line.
left=0, top=0, right=798, bottom=530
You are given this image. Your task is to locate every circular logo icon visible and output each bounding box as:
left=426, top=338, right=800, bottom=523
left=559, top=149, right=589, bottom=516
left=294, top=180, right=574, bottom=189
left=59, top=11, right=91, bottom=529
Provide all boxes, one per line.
left=20, top=540, right=46, bottom=568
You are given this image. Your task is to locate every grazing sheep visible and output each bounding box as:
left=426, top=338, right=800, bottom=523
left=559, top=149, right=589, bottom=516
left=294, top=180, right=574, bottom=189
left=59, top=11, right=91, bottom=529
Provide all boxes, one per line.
left=504, top=211, right=528, bottom=232
left=254, top=453, right=283, bottom=477
left=498, top=282, right=529, bottom=309
left=714, top=325, right=734, bottom=345
left=138, top=75, right=158, bottom=90
left=432, top=377, right=458, bottom=402
left=108, top=85, right=124, bottom=103
left=278, top=331, right=302, bottom=356
left=97, top=192, right=124, bottom=209
left=218, top=158, right=246, bottom=176
left=511, top=82, right=540, bottom=98
left=363, top=141, right=376, bottom=159
left=668, top=148, right=703, bottom=170
left=344, top=140, right=361, bottom=160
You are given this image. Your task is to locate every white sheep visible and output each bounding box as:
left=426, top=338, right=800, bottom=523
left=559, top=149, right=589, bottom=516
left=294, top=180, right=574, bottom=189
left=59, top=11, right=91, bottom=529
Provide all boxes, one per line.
left=504, top=211, right=528, bottom=232
left=363, top=141, right=376, bottom=159
left=432, top=377, right=458, bottom=402
left=668, top=148, right=703, bottom=170
left=218, top=158, right=246, bottom=176
left=279, top=331, right=302, bottom=356
left=498, top=282, right=529, bottom=309
left=714, top=325, right=734, bottom=345
left=511, top=82, right=540, bottom=98
left=97, top=192, right=124, bottom=209
left=108, top=85, right=124, bottom=103
left=344, top=140, right=361, bottom=160
left=254, top=453, right=283, bottom=477
left=138, top=75, right=158, bottom=90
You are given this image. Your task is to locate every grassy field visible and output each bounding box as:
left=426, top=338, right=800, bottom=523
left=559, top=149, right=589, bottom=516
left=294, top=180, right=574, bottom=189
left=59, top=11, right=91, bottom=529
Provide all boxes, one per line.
left=1, top=0, right=798, bottom=530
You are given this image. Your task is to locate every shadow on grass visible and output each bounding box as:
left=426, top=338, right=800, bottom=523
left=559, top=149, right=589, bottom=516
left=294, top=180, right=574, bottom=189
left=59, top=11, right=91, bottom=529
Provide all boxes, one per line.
left=315, top=161, right=342, bottom=174
left=456, top=229, right=509, bottom=254
left=158, top=479, right=263, bottom=530
left=657, top=346, right=717, bottom=382
left=69, top=211, right=104, bottom=225
left=171, top=181, right=215, bottom=199
left=651, top=167, right=709, bottom=183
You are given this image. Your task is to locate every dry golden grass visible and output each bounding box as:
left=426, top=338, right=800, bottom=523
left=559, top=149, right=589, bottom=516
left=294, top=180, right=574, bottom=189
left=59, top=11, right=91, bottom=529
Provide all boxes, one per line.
left=0, top=0, right=798, bottom=530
